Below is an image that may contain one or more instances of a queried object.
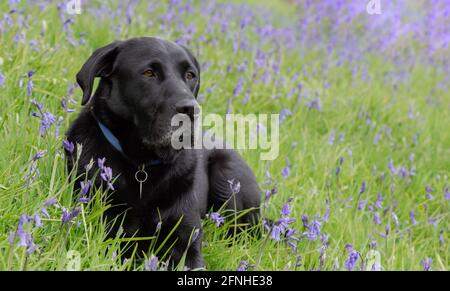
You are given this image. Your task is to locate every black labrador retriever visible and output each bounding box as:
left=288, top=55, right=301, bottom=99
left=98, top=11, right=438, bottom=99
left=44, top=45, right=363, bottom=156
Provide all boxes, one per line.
left=65, top=37, right=260, bottom=269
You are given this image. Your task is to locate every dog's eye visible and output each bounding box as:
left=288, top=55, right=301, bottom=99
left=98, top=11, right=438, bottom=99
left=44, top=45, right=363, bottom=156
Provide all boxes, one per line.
left=185, top=71, right=196, bottom=80
left=143, top=69, right=156, bottom=78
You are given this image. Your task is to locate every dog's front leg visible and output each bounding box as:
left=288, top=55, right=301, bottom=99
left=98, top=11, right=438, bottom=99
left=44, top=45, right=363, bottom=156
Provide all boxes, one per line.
left=170, top=219, right=205, bottom=270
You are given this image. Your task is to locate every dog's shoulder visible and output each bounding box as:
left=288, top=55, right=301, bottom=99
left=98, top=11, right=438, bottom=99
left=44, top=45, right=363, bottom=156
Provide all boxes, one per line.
left=66, top=108, right=97, bottom=142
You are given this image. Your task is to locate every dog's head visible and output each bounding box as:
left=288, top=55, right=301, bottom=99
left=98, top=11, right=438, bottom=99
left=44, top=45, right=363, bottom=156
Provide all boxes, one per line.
left=76, top=37, right=200, bottom=149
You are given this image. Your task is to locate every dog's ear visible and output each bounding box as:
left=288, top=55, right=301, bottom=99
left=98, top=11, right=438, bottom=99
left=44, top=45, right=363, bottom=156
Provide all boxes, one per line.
left=76, top=41, right=121, bottom=105
left=180, top=45, right=201, bottom=97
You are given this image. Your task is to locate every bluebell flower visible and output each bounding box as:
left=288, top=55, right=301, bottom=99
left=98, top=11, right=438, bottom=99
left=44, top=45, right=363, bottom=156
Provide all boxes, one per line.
left=422, top=257, right=432, bottom=271
left=267, top=199, right=298, bottom=248
left=237, top=260, right=253, bottom=271
left=279, top=108, right=292, bottom=123
left=307, top=98, right=321, bottom=111
left=409, top=211, right=417, bottom=225
left=63, top=140, right=75, bottom=154
left=391, top=212, right=399, bottom=226
left=99, top=161, right=115, bottom=191
left=227, top=179, right=241, bottom=195
left=0, top=71, right=5, bottom=87
left=232, top=77, right=243, bottom=96
left=80, top=180, right=91, bottom=196
left=263, top=186, right=277, bottom=208
left=344, top=244, right=359, bottom=271
left=208, top=212, right=224, bottom=227
left=144, top=255, right=159, bottom=271
left=281, top=158, right=290, bottom=178
left=97, top=157, right=106, bottom=169
left=27, top=70, right=34, bottom=96
left=375, top=193, right=383, bottom=209
left=373, top=212, right=381, bottom=225
left=425, top=186, right=434, bottom=200
left=34, top=215, right=42, bottom=228
left=323, top=206, right=330, bottom=222
left=31, top=100, right=56, bottom=136
left=359, top=181, right=366, bottom=194
left=357, top=200, right=367, bottom=210
left=303, top=216, right=321, bottom=240
left=61, top=206, right=81, bottom=225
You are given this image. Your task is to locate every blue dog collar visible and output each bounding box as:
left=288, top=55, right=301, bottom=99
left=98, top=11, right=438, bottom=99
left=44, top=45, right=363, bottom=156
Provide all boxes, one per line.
left=96, top=119, right=161, bottom=167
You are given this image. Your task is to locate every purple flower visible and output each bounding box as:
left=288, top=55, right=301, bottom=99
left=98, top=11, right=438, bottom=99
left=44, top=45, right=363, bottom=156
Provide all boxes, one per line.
left=34, top=215, right=42, bottom=228
left=41, top=208, right=50, bottom=219
left=335, top=156, right=343, bottom=176
left=63, top=140, right=75, bottom=154
left=61, top=207, right=81, bottom=225
left=101, top=166, right=113, bottom=182
left=445, top=188, right=450, bottom=200
left=427, top=218, right=438, bottom=226
left=80, top=180, right=91, bottom=196
left=422, top=257, right=432, bottom=271
left=388, top=159, right=396, bottom=175
left=263, top=186, right=277, bottom=208
left=323, top=206, right=330, bottom=223
left=335, top=165, right=341, bottom=176
left=281, top=201, right=291, bottom=216
left=233, top=77, right=244, bottom=96
left=375, top=193, right=383, bottom=209
left=208, top=212, right=224, bottom=227
left=12, top=214, right=39, bottom=254
left=359, top=181, right=366, bottom=194
left=99, top=162, right=115, bottom=191
left=97, top=157, right=106, bottom=169
left=304, top=216, right=321, bottom=240
left=44, top=198, right=57, bottom=207
left=61, top=208, right=71, bottom=224
left=281, top=158, right=290, bottom=178
left=391, top=212, right=399, bottom=226
left=254, top=49, right=266, bottom=68
left=271, top=225, right=281, bottom=241
left=373, top=212, right=381, bottom=225
left=301, top=214, right=309, bottom=228
left=0, top=71, right=5, bottom=87
left=24, top=150, right=46, bottom=185
left=295, top=256, right=303, bottom=269
left=425, top=186, right=434, bottom=200
left=267, top=199, right=298, bottom=247
left=307, top=98, right=321, bottom=111
left=279, top=108, right=292, bottom=123
left=385, top=225, right=390, bottom=236
left=31, top=100, right=57, bottom=136
left=144, top=255, right=159, bottom=271
left=344, top=245, right=359, bottom=271
left=237, top=260, right=253, bottom=271
left=32, top=150, right=46, bottom=161
left=61, top=96, right=76, bottom=113
left=227, top=179, right=241, bottom=195
left=41, top=198, right=57, bottom=219
left=27, top=70, right=34, bottom=96
left=328, top=130, right=335, bottom=145
left=357, top=200, right=367, bottom=210
left=410, top=211, right=417, bottom=225
left=78, top=197, right=90, bottom=203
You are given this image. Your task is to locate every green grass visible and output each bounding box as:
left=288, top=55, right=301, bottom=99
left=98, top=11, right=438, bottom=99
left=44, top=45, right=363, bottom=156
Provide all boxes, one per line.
left=0, top=0, right=448, bottom=271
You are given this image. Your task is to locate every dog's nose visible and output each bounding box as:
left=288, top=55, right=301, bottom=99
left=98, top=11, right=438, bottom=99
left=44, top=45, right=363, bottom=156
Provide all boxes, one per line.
left=175, top=99, right=200, bottom=119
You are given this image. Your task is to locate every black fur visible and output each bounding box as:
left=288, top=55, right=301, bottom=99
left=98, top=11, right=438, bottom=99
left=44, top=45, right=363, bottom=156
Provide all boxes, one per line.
left=65, top=37, right=260, bottom=269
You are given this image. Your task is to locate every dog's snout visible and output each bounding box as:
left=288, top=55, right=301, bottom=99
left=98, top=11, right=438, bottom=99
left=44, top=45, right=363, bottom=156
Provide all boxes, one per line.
left=175, top=99, right=200, bottom=119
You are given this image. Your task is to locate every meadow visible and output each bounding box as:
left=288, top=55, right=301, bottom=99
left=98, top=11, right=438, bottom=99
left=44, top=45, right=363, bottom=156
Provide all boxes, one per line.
left=0, top=0, right=448, bottom=271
